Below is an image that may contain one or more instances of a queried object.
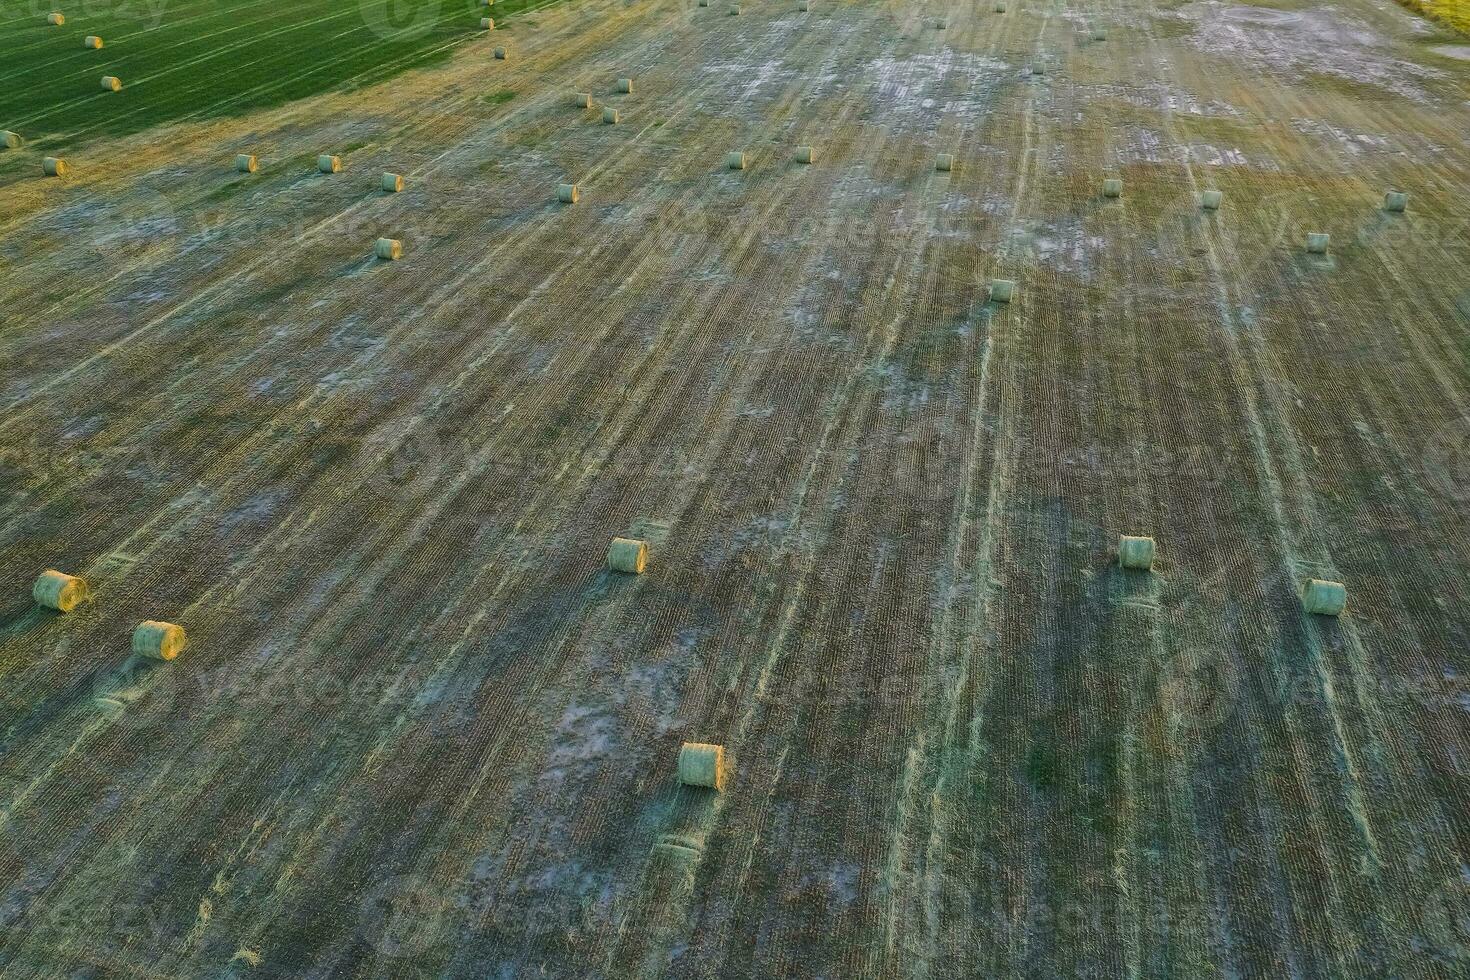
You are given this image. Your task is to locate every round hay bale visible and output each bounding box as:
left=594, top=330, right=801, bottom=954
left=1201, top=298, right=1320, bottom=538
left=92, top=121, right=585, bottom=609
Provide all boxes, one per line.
left=1306, top=232, right=1330, bottom=254
left=994, top=1, right=1007, bottom=11
left=1102, top=178, right=1123, bottom=198
left=700, top=0, right=709, bottom=6
left=617, top=77, right=634, bottom=93
left=101, top=75, right=122, bottom=92
left=729, top=4, right=741, bottom=13
left=934, top=17, right=949, bottom=29
left=33, top=570, right=89, bottom=613
left=2, top=131, right=21, bottom=150
left=382, top=172, right=404, bottom=192
left=47, top=12, right=64, bottom=25
left=1383, top=191, right=1408, bottom=213
left=796, top=144, right=815, bottom=164
left=494, top=46, right=508, bottom=59
left=726, top=151, right=747, bottom=170
left=935, top=153, right=955, bottom=172
left=481, top=17, right=494, bottom=29
left=235, top=153, right=258, bottom=173
left=678, top=742, right=726, bottom=790
left=989, top=278, right=1016, bottom=303
left=375, top=237, right=403, bottom=261
left=1092, top=27, right=1107, bottom=41
left=83, top=35, right=103, bottom=49
left=1301, top=578, right=1346, bottom=616
left=1118, top=535, right=1156, bottom=570
left=607, top=537, right=648, bottom=574
left=133, top=621, right=187, bottom=660
left=798, top=0, right=809, bottom=9
left=42, top=156, right=67, bottom=177
left=481, top=0, right=493, bottom=5
left=318, top=154, right=341, bottom=174
left=1200, top=189, right=1223, bottom=210
left=557, top=182, right=579, bottom=203
left=575, top=92, right=592, bottom=108
left=603, top=107, right=620, bottom=124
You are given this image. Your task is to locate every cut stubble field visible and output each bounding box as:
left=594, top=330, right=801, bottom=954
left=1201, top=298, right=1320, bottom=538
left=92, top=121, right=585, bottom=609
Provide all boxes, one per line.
left=1, top=0, right=1469, bottom=977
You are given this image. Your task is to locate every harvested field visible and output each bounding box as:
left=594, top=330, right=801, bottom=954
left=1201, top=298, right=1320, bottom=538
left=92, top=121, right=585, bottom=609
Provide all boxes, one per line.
left=1, top=0, right=1469, bottom=976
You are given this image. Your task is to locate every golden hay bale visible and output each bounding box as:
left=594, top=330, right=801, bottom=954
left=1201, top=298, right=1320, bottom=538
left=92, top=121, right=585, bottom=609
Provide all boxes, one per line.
left=235, top=153, right=258, bottom=173
left=375, top=237, right=403, bottom=260
left=100, top=75, right=121, bottom=92
left=557, top=182, right=579, bottom=203
left=617, top=77, right=634, bottom=93
left=83, top=35, right=103, bottom=49
left=133, top=620, right=187, bottom=660
left=1102, top=178, right=1123, bottom=198
left=935, top=153, right=955, bottom=172
left=607, top=537, right=648, bottom=574
left=1, top=130, right=20, bottom=149
left=1306, top=232, right=1330, bottom=254
left=382, top=172, right=404, bottom=192
left=603, top=106, right=620, bottom=124
left=42, top=156, right=67, bottom=176
left=1384, top=191, right=1408, bottom=213
left=1301, top=579, right=1347, bottom=616
left=1118, top=535, right=1156, bottom=570
left=989, top=278, right=1016, bottom=303
left=1200, top=189, right=1223, bottom=210
left=575, top=92, right=592, bottom=108
left=796, top=145, right=815, bottom=164
left=47, top=12, right=64, bottom=25
left=726, top=151, right=747, bottom=170
left=318, top=154, right=341, bottom=174
left=494, top=46, right=508, bottom=59
left=481, top=16, right=494, bottom=29
left=33, top=570, right=89, bottom=613
left=678, top=742, right=726, bottom=790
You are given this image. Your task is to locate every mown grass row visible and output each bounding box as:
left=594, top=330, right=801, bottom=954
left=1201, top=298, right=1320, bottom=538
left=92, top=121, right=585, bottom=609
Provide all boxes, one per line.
left=0, top=0, right=555, bottom=147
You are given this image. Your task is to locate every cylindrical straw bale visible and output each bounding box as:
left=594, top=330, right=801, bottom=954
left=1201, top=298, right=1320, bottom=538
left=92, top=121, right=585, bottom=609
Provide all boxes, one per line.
left=133, top=620, right=187, bottom=660
left=678, top=742, right=726, bottom=790
left=1301, top=579, right=1346, bottom=616
left=1118, top=535, right=1156, bottom=570
left=607, top=537, right=648, bottom=574
left=33, top=570, right=89, bottom=612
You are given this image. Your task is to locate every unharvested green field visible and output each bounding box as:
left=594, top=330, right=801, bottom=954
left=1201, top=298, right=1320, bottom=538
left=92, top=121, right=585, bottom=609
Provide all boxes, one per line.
left=0, top=0, right=550, bottom=147
left=1400, top=0, right=1470, bottom=33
